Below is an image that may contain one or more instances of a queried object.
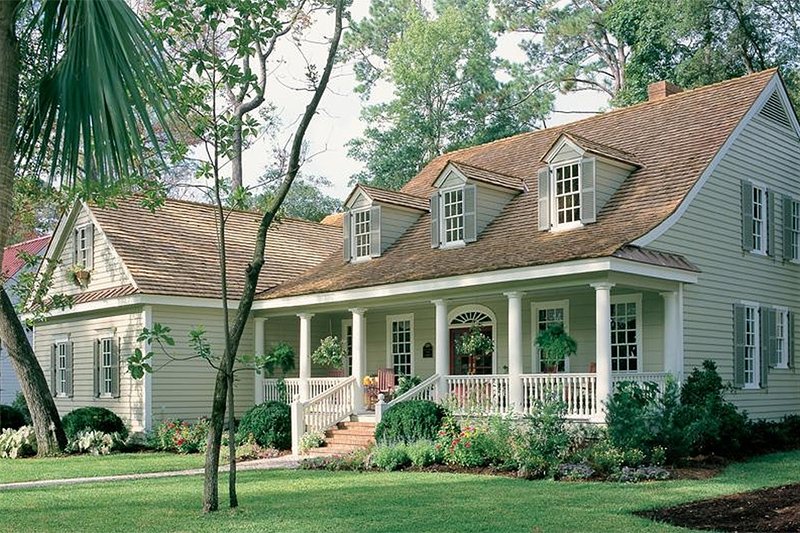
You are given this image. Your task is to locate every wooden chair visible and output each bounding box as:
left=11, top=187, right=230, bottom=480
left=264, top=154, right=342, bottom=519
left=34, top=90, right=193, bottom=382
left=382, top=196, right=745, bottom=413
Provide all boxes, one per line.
left=588, top=362, right=597, bottom=373
left=377, top=368, right=396, bottom=396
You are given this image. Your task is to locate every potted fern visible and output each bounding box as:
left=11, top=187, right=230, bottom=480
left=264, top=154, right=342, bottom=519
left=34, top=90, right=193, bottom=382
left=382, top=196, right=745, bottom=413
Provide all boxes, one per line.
left=455, top=325, right=494, bottom=375
left=535, top=323, right=577, bottom=373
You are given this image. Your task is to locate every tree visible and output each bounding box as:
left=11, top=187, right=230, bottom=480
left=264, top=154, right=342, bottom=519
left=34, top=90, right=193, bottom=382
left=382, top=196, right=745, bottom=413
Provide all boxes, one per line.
left=0, top=0, right=174, bottom=456
left=140, top=0, right=345, bottom=512
left=258, top=174, right=342, bottom=222
left=345, top=0, right=552, bottom=190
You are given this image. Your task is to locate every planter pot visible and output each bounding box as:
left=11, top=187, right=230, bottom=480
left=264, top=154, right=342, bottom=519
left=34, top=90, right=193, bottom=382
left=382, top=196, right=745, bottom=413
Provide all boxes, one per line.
left=73, top=270, right=90, bottom=286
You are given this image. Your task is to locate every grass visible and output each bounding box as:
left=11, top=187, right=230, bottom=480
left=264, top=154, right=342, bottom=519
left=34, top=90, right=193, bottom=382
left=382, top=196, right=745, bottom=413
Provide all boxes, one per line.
left=1, top=451, right=800, bottom=532
left=0, top=452, right=205, bottom=484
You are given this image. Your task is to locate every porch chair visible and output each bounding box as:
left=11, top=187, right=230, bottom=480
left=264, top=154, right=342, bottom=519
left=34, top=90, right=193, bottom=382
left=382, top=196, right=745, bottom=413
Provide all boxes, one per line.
left=377, top=367, right=396, bottom=397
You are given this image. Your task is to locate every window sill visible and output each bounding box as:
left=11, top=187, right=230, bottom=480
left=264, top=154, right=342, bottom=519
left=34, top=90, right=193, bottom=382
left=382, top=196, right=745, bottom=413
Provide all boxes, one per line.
left=749, top=249, right=768, bottom=257
left=742, top=384, right=761, bottom=390
left=55, top=393, right=69, bottom=399
left=773, top=364, right=790, bottom=370
left=350, top=256, right=372, bottom=264
left=440, top=240, right=466, bottom=250
left=550, top=222, right=583, bottom=233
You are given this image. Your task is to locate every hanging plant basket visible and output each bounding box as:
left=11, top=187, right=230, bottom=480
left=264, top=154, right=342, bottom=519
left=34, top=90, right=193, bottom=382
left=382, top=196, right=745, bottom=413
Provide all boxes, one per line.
left=455, top=325, right=494, bottom=375
left=67, top=265, right=91, bottom=288
left=535, top=323, right=577, bottom=372
left=311, top=335, right=345, bottom=369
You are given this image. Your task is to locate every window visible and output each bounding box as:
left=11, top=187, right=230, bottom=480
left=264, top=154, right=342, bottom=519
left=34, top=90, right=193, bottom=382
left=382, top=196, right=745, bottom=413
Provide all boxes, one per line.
left=342, top=320, right=353, bottom=375
left=743, top=305, right=760, bottom=387
left=752, top=186, right=767, bottom=254
left=553, top=162, right=581, bottom=227
left=388, top=315, right=413, bottom=379
left=532, top=301, right=569, bottom=372
left=441, top=188, right=464, bottom=244
left=775, top=309, right=789, bottom=369
left=100, top=338, right=114, bottom=396
left=73, top=224, right=93, bottom=268
left=791, top=200, right=800, bottom=261
left=54, top=341, right=70, bottom=396
left=610, top=297, right=641, bottom=372
left=352, top=209, right=371, bottom=259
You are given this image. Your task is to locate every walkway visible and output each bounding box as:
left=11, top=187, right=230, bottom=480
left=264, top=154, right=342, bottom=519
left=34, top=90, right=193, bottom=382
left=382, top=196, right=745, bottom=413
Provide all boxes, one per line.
left=0, top=454, right=303, bottom=491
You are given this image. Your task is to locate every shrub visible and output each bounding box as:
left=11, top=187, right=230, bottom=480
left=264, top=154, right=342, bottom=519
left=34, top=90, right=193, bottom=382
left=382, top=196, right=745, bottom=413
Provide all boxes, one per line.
left=580, top=438, right=646, bottom=479
left=371, top=443, right=410, bottom=471
left=299, top=430, right=325, bottom=453
left=68, top=430, right=122, bottom=455
left=62, top=407, right=127, bottom=440
left=481, top=415, right=517, bottom=469
left=556, top=463, right=595, bottom=481
left=510, top=398, right=572, bottom=479
left=395, top=375, right=422, bottom=397
left=0, top=404, right=25, bottom=430
left=11, top=393, right=31, bottom=425
left=151, top=418, right=209, bottom=453
left=220, top=433, right=282, bottom=462
left=615, top=465, right=671, bottom=483
left=299, top=448, right=371, bottom=472
left=440, top=424, right=493, bottom=468
left=0, top=426, right=37, bottom=458
left=375, top=400, right=447, bottom=444
left=407, top=440, right=439, bottom=467
left=238, top=401, right=291, bottom=450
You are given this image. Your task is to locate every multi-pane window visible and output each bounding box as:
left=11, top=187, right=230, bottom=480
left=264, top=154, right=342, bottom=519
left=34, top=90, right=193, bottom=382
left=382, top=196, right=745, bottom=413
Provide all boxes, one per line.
left=535, top=305, right=566, bottom=372
left=553, top=163, right=581, bottom=226
left=74, top=225, right=92, bottom=267
left=743, top=306, right=759, bottom=386
left=791, top=200, right=800, bottom=261
left=100, top=338, right=114, bottom=396
left=352, top=210, right=371, bottom=259
left=56, top=342, right=68, bottom=395
left=752, top=186, right=767, bottom=254
left=342, top=322, right=353, bottom=375
left=775, top=310, right=789, bottom=368
left=610, top=300, right=638, bottom=372
left=442, top=188, right=464, bottom=244
left=389, top=317, right=413, bottom=378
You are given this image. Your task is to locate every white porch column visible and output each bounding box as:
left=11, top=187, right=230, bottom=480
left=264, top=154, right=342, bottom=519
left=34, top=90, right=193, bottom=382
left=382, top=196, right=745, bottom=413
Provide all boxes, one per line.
left=432, top=299, right=449, bottom=399
left=254, top=317, right=267, bottom=404
left=661, top=289, right=684, bottom=378
left=505, top=292, right=525, bottom=413
left=591, top=282, right=615, bottom=420
left=297, top=313, right=315, bottom=401
left=350, top=308, right=367, bottom=412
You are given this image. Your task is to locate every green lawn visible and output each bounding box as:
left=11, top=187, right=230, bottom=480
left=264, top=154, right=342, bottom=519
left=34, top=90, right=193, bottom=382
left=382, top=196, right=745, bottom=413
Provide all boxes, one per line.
left=1, top=451, right=799, bottom=532
left=0, top=453, right=205, bottom=484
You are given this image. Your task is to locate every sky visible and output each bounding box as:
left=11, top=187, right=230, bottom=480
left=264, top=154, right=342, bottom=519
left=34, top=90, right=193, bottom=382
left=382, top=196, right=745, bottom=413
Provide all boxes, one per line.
left=236, top=0, right=610, bottom=201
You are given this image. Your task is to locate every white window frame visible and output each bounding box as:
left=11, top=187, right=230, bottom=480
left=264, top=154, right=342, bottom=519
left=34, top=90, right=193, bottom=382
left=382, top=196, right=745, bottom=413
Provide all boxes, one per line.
left=551, top=160, right=582, bottom=231
left=350, top=208, right=371, bottom=261
left=790, top=198, right=800, bottom=263
left=74, top=224, right=93, bottom=268
left=751, top=184, right=768, bottom=255
left=774, top=307, right=790, bottom=369
left=739, top=301, right=761, bottom=389
left=531, top=300, right=570, bottom=373
left=99, top=337, right=114, bottom=397
left=440, top=186, right=465, bottom=247
left=386, top=314, right=414, bottom=378
left=341, top=319, right=353, bottom=376
left=610, top=294, right=643, bottom=374
left=55, top=340, right=69, bottom=397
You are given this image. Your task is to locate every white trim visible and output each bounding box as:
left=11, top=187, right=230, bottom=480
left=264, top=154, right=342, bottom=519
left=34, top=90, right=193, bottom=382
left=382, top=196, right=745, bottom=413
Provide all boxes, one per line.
left=542, top=136, right=586, bottom=163
left=432, top=162, right=468, bottom=189
left=750, top=182, right=768, bottom=255
left=531, top=299, right=570, bottom=372
left=386, top=313, right=414, bottom=377
left=82, top=203, right=139, bottom=290
left=448, top=304, right=498, bottom=374
left=141, top=305, right=153, bottom=432
left=610, top=293, right=643, bottom=374
left=341, top=318, right=353, bottom=375
left=633, top=74, right=786, bottom=246
left=741, top=303, right=761, bottom=389
left=774, top=306, right=790, bottom=369
left=440, top=185, right=465, bottom=245
left=550, top=159, right=583, bottom=230
left=350, top=207, right=372, bottom=260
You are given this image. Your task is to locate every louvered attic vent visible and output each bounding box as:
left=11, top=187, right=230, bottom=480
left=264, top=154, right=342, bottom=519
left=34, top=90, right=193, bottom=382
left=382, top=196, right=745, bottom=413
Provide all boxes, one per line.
left=759, top=90, right=794, bottom=131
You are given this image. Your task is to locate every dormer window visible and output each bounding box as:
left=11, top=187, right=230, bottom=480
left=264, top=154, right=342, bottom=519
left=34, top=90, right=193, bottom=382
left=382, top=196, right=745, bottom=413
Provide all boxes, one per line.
left=352, top=209, right=371, bottom=259
left=430, top=183, right=476, bottom=248
left=553, top=162, right=581, bottom=227
left=442, top=187, right=465, bottom=244
left=343, top=205, right=381, bottom=262
left=73, top=224, right=94, bottom=269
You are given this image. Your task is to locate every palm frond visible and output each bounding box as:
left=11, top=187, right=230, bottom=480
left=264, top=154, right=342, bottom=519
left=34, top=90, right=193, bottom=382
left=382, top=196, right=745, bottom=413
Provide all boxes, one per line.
left=18, top=0, right=175, bottom=189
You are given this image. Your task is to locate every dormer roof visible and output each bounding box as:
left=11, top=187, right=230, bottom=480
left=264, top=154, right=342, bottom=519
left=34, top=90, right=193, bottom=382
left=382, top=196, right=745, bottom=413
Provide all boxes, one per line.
left=344, top=184, right=429, bottom=212
left=542, top=132, right=642, bottom=168
left=433, top=160, right=526, bottom=192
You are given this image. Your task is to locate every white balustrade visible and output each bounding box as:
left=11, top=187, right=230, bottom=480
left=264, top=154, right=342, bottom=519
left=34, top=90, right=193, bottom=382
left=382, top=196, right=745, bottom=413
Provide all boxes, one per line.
left=302, top=376, right=357, bottom=434
left=521, top=373, right=598, bottom=419
left=264, top=377, right=347, bottom=403
left=388, top=374, right=440, bottom=407
left=612, top=371, right=674, bottom=395
left=444, top=375, right=510, bottom=415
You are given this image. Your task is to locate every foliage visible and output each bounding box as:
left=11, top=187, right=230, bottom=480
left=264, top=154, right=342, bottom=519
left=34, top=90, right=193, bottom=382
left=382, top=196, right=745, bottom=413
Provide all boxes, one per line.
left=439, top=424, right=492, bottom=468
left=510, top=398, right=572, bottom=479
left=262, top=342, right=295, bottom=377
left=0, top=404, right=26, bottom=430
left=310, top=336, right=345, bottom=369
left=151, top=419, right=210, bottom=454
left=11, top=393, right=31, bottom=425
left=375, top=400, right=447, bottom=444
left=220, top=434, right=282, bottom=463
left=556, top=463, right=595, bottom=481
left=535, top=324, right=577, bottom=368
left=256, top=175, right=342, bottom=222
left=578, top=438, right=647, bottom=479
left=68, top=430, right=122, bottom=456
left=237, top=401, right=291, bottom=450
left=454, top=325, right=495, bottom=360
left=745, top=416, right=800, bottom=456
left=299, top=431, right=325, bottom=453
left=299, top=448, right=372, bottom=472
left=406, top=440, right=439, bottom=467
left=61, top=407, right=127, bottom=441
left=0, top=426, right=37, bottom=458
left=370, top=443, right=411, bottom=471
left=395, top=375, right=421, bottom=397
left=615, top=465, right=671, bottom=483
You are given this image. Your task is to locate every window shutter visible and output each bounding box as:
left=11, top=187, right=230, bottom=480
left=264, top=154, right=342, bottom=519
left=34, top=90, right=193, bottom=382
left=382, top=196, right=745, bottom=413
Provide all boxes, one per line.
left=71, top=229, right=78, bottom=267
left=537, top=167, right=550, bottom=230
left=50, top=344, right=57, bottom=396
left=767, top=192, right=776, bottom=257
left=733, top=304, right=746, bottom=388
left=86, top=224, right=95, bottom=269
left=783, top=196, right=794, bottom=261
left=742, top=181, right=755, bottom=252
left=112, top=338, right=121, bottom=399
left=580, top=157, right=596, bottom=224
left=66, top=342, right=74, bottom=398
left=789, top=311, right=796, bottom=368
left=430, top=192, right=440, bottom=248
left=342, top=211, right=351, bottom=262
left=93, top=340, right=100, bottom=398
left=369, top=206, right=382, bottom=258
left=768, top=309, right=780, bottom=367
left=463, top=184, right=477, bottom=243
left=759, top=307, right=770, bottom=387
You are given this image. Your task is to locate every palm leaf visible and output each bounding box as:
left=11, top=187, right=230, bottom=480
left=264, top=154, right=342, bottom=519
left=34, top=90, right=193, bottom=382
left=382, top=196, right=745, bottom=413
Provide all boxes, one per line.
left=17, top=0, right=175, bottom=189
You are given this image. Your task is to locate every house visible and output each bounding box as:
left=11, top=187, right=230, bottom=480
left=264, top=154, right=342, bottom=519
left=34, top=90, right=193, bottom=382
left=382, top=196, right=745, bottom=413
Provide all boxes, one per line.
left=32, top=70, right=800, bottom=448
left=1, top=235, right=51, bottom=404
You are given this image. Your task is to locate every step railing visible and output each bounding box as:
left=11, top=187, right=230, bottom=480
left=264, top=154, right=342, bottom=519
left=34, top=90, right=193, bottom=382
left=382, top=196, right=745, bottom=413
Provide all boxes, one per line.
left=265, top=377, right=347, bottom=403
left=291, top=376, right=356, bottom=455
left=521, top=373, right=597, bottom=418
left=375, top=374, right=440, bottom=423
left=444, top=375, right=510, bottom=415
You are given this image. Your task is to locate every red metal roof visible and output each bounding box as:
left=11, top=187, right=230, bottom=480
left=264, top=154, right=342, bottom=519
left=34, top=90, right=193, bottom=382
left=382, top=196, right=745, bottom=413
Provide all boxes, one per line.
left=2, top=235, right=52, bottom=281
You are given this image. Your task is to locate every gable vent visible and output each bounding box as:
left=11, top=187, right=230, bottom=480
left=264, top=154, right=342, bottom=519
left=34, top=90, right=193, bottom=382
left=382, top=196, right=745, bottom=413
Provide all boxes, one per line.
left=759, top=90, right=794, bottom=131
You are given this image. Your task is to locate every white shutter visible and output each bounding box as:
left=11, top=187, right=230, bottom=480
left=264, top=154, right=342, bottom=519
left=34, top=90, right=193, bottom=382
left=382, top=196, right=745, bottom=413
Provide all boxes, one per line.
left=343, top=211, right=351, bottom=262
left=537, top=167, right=550, bottom=230
left=430, top=192, right=440, bottom=248
left=463, top=184, right=477, bottom=243
left=369, top=205, right=382, bottom=257
left=580, top=158, right=596, bottom=224
left=86, top=224, right=95, bottom=269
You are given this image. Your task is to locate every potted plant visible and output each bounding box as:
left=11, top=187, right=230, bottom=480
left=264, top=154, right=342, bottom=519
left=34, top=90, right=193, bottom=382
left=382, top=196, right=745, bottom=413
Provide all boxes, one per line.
left=311, top=335, right=345, bottom=369
left=535, top=323, right=577, bottom=373
left=261, top=342, right=296, bottom=403
left=455, top=325, right=494, bottom=375
left=67, top=264, right=91, bottom=287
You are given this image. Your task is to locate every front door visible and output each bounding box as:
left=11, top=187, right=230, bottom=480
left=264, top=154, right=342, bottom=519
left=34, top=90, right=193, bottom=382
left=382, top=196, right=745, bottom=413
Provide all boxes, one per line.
left=449, top=326, right=493, bottom=375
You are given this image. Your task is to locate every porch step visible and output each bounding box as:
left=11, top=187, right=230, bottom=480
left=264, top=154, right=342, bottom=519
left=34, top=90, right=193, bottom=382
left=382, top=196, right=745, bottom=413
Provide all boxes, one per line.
left=350, top=413, right=376, bottom=423
left=306, top=421, right=376, bottom=457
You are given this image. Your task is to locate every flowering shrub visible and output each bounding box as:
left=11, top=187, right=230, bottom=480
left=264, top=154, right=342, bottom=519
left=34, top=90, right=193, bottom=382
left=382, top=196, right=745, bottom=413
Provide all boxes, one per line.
left=615, top=465, right=671, bottom=483
left=439, top=424, right=491, bottom=468
left=151, top=418, right=209, bottom=453
left=69, top=430, right=122, bottom=455
left=371, top=443, right=410, bottom=471
left=220, top=433, right=283, bottom=462
left=556, top=463, right=595, bottom=481
left=299, top=430, right=326, bottom=453
left=0, top=426, right=37, bottom=458
left=406, top=440, right=439, bottom=467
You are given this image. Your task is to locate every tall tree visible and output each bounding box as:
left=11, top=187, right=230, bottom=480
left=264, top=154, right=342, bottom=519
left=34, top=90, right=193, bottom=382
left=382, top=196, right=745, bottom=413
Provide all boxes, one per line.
left=0, top=0, right=174, bottom=456
left=346, top=0, right=552, bottom=190
left=258, top=174, right=342, bottom=222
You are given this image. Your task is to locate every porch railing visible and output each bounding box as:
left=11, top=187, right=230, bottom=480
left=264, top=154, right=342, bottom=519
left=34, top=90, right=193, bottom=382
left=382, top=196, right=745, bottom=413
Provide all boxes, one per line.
left=521, top=373, right=597, bottom=418
left=388, top=373, right=441, bottom=406
left=290, top=376, right=356, bottom=455
left=612, top=371, right=675, bottom=395
left=264, top=377, right=346, bottom=403
left=444, top=375, right=510, bottom=415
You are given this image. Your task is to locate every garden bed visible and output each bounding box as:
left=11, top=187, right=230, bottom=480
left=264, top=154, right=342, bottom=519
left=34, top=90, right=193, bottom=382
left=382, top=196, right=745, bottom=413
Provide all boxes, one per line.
left=639, top=483, right=800, bottom=532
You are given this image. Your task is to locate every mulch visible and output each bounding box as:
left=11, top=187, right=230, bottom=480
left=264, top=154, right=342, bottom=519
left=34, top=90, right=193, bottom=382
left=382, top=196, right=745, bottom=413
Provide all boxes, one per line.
left=638, top=483, right=800, bottom=532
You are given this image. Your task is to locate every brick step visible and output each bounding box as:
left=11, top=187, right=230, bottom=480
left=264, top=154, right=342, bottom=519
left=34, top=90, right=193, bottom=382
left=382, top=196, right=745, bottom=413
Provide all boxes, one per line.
left=337, top=421, right=376, bottom=429
left=326, top=435, right=375, bottom=446
left=326, top=427, right=375, bottom=437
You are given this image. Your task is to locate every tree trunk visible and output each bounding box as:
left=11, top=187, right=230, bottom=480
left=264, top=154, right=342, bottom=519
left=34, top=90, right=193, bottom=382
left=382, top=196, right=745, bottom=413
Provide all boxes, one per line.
left=231, top=118, right=243, bottom=191
left=203, top=364, right=226, bottom=512
left=227, top=371, right=237, bottom=508
left=0, top=289, right=67, bottom=454
left=0, top=0, right=20, bottom=265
